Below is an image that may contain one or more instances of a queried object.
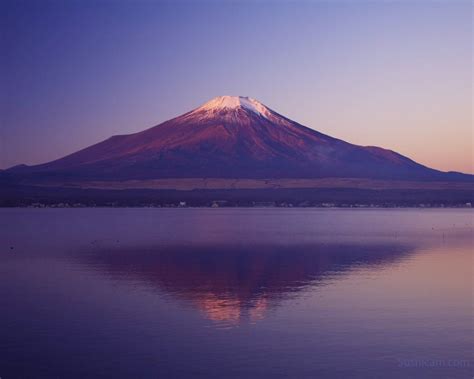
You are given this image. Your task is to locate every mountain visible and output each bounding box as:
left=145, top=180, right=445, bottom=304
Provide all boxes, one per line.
left=4, top=96, right=472, bottom=184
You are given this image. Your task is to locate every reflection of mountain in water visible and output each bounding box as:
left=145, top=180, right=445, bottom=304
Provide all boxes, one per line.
left=81, top=242, right=414, bottom=327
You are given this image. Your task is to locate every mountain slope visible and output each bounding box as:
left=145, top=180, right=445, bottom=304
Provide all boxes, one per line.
left=6, top=96, right=472, bottom=182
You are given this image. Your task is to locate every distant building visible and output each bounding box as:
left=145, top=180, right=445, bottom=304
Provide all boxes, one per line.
left=321, top=203, right=335, bottom=208
left=211, top=200, right=228, bottom=207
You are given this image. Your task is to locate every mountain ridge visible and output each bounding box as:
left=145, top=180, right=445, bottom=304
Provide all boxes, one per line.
left=4, top=96, right=473, bottom=184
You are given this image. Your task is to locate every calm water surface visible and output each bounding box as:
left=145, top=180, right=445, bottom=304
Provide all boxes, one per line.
left=1, top=208, right=473, bottom=378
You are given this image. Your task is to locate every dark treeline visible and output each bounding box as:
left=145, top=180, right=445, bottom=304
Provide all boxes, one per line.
left=0, top=184, right=472, bottom=207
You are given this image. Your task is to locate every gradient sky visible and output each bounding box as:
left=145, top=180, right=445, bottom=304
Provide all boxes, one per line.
left=1, top=0, right=472, bottom=173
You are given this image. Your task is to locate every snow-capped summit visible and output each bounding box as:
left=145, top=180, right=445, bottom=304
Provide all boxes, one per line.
left=194, top=96, right=271, bottom=118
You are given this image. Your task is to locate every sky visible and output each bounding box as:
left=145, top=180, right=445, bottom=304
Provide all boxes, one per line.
left=1, top=0, right=472, bottom=174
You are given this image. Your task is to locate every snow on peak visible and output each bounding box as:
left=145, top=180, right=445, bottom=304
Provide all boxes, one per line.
left=197, top=96, right=271, bottom=118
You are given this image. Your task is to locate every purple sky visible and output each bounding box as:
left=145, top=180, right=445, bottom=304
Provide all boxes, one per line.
left=1, top=0, right=472, bottom=173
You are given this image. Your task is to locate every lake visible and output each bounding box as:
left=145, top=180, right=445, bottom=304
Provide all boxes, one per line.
left=1, top=208, right=472, bottom=378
